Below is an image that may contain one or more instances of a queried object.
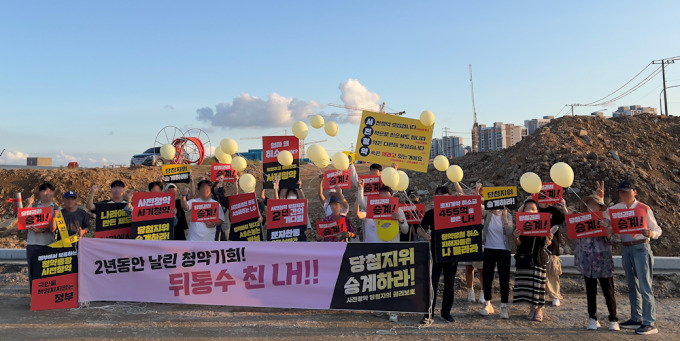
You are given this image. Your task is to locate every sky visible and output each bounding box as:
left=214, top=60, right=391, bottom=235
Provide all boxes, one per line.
left=1, top=1, right=679, bottom=167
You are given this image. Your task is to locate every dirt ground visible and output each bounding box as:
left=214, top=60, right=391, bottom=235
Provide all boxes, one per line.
left=1, top=263, right=678, bottom=340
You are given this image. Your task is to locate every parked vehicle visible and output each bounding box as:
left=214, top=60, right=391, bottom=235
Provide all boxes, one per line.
left=130, top=147, right=168, bottom=166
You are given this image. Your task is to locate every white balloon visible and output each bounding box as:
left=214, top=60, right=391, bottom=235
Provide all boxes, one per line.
left=332, top=152, right=350, bottom=171
left=232, top=156, right=248, bottom=172
left=395, top=170, right=409, bottom=191
left=380, top=167, right=399, bottom=189
left=219, top=138, right=238, bottom=155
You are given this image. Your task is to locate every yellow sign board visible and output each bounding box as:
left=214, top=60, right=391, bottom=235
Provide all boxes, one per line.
left=482, top=186, right=518, bottom=201
left=343, top=151, right=355, bottom=164
left=49, top=210, right=79, bottom=248
left=354, top=111, right=433, bottom=172
left=161, top=164, right=191, bottom=176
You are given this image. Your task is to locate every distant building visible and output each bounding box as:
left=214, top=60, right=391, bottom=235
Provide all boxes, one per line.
left=476, top=122, right=526, bottom=152
left=612, top=105, right=657, bottom=117
left=241, top=149, right=263, bottom=161
left=27, top=157, right=52, bottom=167
left=591, top=111, right=605, bottom=117
left=524, top=116, right=554, bottom=135
left=431, top=136, right=466, bottom=158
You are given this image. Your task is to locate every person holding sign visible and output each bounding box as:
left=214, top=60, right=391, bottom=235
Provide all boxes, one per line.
left=165, top=183, right=188, bottom=240
left=181, top=180, right=225, bottom=241
left=572, top=182, right=620, bottom=331
left=54, top=191, right=91, bottom=240
left=25, top=182, right=59, bottom=292
left=513, top=198, right=551, bottom=322
left=349, top=162, right=382, bottom=190
left=318, top=174, right=349, bottom=217
left=313, top=196, right=356, bottom=242
left=605, top=180, right=661, bottom=335
left=355, top=180, right=408, bottom=323
left=86, top=180, right=127, bottom=213
left=537, top=198, right=567, bottom=307
left=478, top=206, right=514, bottom=319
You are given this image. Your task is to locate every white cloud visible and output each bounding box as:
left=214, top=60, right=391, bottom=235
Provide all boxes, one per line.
left=88, top=158, right=97, bottom=163
left=55, top=150, right=77, bottom=162
left=5, top=151, right=29, bottom=161
left=337, top=78, right=382, bottom=123
left=197, top=93, right=321, bottom=128
left=101, top=157, right=108, bottom=163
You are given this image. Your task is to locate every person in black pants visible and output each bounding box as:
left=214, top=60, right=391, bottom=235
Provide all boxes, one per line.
left=417, top=185, right=458, bottom=324
left=478, top=207, right=514, bottom=319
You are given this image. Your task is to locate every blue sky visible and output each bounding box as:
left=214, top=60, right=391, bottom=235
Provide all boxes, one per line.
left=1, top=1, right=678, bottom=166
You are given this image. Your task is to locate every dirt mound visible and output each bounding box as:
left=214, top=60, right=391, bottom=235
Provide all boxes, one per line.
left=406, top=114, right=680, bottom=256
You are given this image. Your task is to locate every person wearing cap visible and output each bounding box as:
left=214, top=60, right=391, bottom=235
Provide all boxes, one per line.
left=313, top=196, right=356, bottom=242
left=318, top=174, right=349, bottom=217
left=53, top=190, right=91, bottom=239
left=86, top=180, right=127, bottom=212
left=163, top=183, right=189, bottom=240
left=355, top=181, right=408, bottom=323
left=573, top=181, right=620, bottom=331
left=181, top=180, right=225, bottom=241
left=606, top=180, right=661, bottom=335
left=25, top=182, right=60, bottom=293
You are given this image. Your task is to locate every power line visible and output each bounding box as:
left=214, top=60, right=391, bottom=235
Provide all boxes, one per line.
left=582, top=62, right=653, bottom=106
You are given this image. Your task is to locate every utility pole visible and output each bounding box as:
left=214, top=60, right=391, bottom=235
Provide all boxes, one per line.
left=652, top=57, right=678, bottom=116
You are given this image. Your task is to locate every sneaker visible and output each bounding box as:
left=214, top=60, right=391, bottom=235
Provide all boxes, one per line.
left=479, top=303, right=494, bottom=316
left=619, top=319, right=642, bottom=329
left=609, top=321, right=620, bottom=331
left=635, top=325, right=658, bottom=335
left=388, top=312, right=398, bottom=323
left=467, top=290, right=476, bottom=302
left=419, top=315, right=433, bottom=325
left=479, top=296, right=486, bottom=305
left=441, top=314, right=455, bottom=323
left=587, top=318, right=601, bottom=330
left=500, top=306, right=509, bottom=319
left=552, top=299, right=561, bottom=307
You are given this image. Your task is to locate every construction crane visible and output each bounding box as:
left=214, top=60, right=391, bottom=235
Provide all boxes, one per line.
left=327, top=103, right=405, bottom=116
left=300, top=139, right=327, bottom=160
left=469, top=64, right=479, bottom=153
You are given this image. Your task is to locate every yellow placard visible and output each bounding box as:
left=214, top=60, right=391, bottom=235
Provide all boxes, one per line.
left=343, top=151, right=355, bottom=164
left=355, top=111, right=433, bottom=172
left=161, top=164, right=191, bottom=176
left=376, top=219, right=399, bottom=241
left=482, top=186, right=518, bottom=201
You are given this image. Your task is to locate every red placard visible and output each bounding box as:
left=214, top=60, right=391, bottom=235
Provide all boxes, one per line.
left=324, top=170, right=351, bottom=190
left=263, top=136, right=300, bottom=163
left=228, top=193, right=260, bottom=224
left=516, top=212, right=551, bottom=237
left=131, top=192, right=175, bottom=222
left=359, top=175, right=382, bottom=196
left=565, top=211, right=607, bottom=239
left=400, top=204, right=425, bottom=224
left=191, top=201, right=221, bottom=223
left=31, top=273, right=78, bottom=311
left=610, top=207, right=648, bottom=235
left=531, top=182, right=563, bottom=205
left=366, top=197, right=399, bottom=220
left=266, top=199, right=308, bottom=229
left=211, top=163, right=237, bottom=182
left=316, top=219, right=348, bottom=239
left=17, top=207, right=53, bottom=230
left=434, top=195, right=482, bottom=230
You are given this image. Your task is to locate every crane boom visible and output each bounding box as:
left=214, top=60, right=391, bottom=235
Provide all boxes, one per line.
left=470, top=64, right=479, bottom=153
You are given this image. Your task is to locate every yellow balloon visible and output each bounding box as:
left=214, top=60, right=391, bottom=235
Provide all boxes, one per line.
left=433, top=155, right=449, bottom=172
left=292, top=121, right=308, bottom=140
left=324, top=121, right=338, bottom=136
left=446, top=165, right=464, bottom=183
left=420, top=110, right=435, bottom=126
left=376, top=219, right=399, bottom=241
left=220, top=138, right=238, bottom=155
left=277, top=150, right=294, bottom=166
left=214, top=147, right=231, bottom=164
left=221, top=153, right=232, bottom=165
left=307, top=144, right=326, bottom=162
left=315, top=155, right=330, bottom=169
left=550, top=162, right=574, bottom=188
left=395, top=170, right=409, bottom=191
left=231, top=156, right=248, bottom=172
left=160, top=144, right=176, bottom=160
left=332, top=152, right=349, bottom=171
left=310, top=114, right=325, bottom=129
left=520, top=172, right=542, bottom=194
left=239, top=173, right=257, bottom=193
left=380, top=167, right=399, bottom=189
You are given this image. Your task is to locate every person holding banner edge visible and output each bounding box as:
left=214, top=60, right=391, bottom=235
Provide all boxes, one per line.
left=605, top=180, right=661, bottom=335
left=572, top=181, right=620, bottom=331
left=513, top=198, right=551, bottom=322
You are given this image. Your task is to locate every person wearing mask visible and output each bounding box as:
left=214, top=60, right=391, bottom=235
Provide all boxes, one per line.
left=606, top=180, right=661, bottom=335
left=25, top=182, right=59, bottom=292
left=478, top=206, right=514, bottom=319
left=574, top=182, right=619, bottom=331
left=417, top=185, right=460, bottom=325
left=356, top=181, right=408, bottom=323
left=538, top=199, right=567, bottom=307
left=181, top=180, right=225, bottom=241
left=86, top=180, right=127, bottom=212
left=513, top=198, right=552, bottom=322
left=313, top=196, right=356, bottom=242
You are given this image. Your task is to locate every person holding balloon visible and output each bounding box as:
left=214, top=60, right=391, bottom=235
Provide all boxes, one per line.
left=513, top=198, right=551, bottom=322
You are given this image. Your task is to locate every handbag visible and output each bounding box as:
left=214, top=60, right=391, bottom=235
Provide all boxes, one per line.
left=514, top=237, right=550, bottom=268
